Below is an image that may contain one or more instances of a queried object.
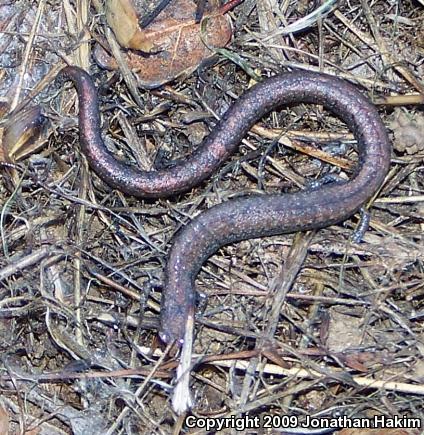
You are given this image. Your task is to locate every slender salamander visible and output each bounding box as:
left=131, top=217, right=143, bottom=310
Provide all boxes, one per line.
left=60, top=66, right=391, bottom=345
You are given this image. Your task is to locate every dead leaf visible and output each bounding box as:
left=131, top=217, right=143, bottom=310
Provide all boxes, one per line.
left=338, top=352, right=370, bottom=372
left=336, top=351, right=391, bottom=372
left=98, top=0, right=233, bottom=88
left=1, top=105, right=47, bottom=163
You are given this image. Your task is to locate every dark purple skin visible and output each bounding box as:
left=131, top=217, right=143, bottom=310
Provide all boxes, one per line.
left=61, top=66, right=391, bottom=345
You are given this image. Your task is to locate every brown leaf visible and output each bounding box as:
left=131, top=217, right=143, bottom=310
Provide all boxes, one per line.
left=337, top=352, right=371, bottom=372
left=338, top=350, right=392, bottom=372
left=99, top=0, right=233, bottom=88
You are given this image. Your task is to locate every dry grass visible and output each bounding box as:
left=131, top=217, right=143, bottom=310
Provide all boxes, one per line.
left=0, top=0, right=423, bottom=433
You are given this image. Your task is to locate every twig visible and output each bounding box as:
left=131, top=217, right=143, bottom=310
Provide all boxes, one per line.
left=139, top=0, right=172, bottom=28
left=0, top=247, right=59, bottom=281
